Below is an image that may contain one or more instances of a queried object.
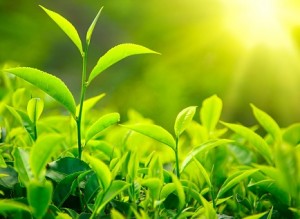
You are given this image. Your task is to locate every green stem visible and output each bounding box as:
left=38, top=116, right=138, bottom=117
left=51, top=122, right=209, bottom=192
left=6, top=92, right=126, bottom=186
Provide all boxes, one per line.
left=77, top=48, right=89, bottom=159
left=33, top=123, right=37, bottom=141
left=175, top=137, right=180, bottom=178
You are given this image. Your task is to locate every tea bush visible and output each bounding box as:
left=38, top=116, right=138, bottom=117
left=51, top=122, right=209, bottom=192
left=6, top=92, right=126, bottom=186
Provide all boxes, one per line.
left=0, top=4, right=299, bottom=219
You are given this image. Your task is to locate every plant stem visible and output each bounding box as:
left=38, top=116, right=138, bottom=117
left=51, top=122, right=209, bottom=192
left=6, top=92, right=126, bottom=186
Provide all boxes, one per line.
left=175, top=137, right=180, bottom=178
left=76, top=48, right=89, bottom=159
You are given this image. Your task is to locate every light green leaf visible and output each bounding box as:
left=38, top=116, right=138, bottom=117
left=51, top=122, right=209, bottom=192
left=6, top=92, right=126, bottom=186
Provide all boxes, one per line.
left=13, top=147, right=31, bottom=185
left=160, top=183, right=176, bottom=200
left=282, top=123, right=300, bottom=146
left=0, top=199, right=30, bottom=213
left=27, top=98, right=44, bottom=123
left=88, top=43, right=159, bottom=84
left=192, top=158, right=212, bottom=188
left=40, top=5, right=83, bottom=55
left=85, top=113, right=120, bottom=144
left=180, top=139, right=231, bottom=173
left=86, top=7, right=103, bottom=45
left=142, top=178, right=163, bottom=200
left=243, top=211, right=268, bottom=219
left=200, top=95, right=222, bottom=133
left=174, top=106, right=197, bottom=137
left=111, top=209, right=125, bottom=219
left=27, top=179, right=53, bottom=219
left=56, top=212, right=73, bottom=219
left=222, top=122, right=273, bottom=165
left=200, top=195, right=217, bottom=219
left=83, top=153, right=111, bottom=190
left=121, top=123, right=176, bottom=150
left=171, top=174, right=185, bottom=211
left=217, top=169, right=259, bottom=198
left=76, top=93, right=105, bottom=116
left=251, top=104, right=281, bottom=142
left=30, top=134, right=63, bottom=180
left=5, top=67, right=76, bottom=117
left=101, top=181, right=129, bottom=210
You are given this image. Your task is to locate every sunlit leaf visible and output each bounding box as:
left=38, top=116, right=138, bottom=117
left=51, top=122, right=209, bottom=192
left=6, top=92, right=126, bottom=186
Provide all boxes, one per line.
left=174, top=106, right=197, bottom=138
left=76, top=93, right=105, bottom=116
left=282, top=123, right=300, bottom=146
left=97, top=180, right=129, bottom=213
left=30, top=134, right=63, bottom=180
left=40, top=5, right=83, bottom=55
left=200, top=195, right=217, bottom=219
left=192, top=157, right=212, bottom=188
left=142, top=178, right=163, bottom=200
left=121, top=123, right=176, bottom=150
left=160, top=183, right=176, bottom=200
left=86, top=7, right=103, bottom=45
left=180, top=139, right=231, bottom=173
left=171, top=174, right=185, bottom=211
left=88, top=44, right=159, bottom=84
left=0, top=199, right=30, bottom=213
left=13, top=147, right=31, bottom=185
left=251, top=104, right=281, bottom=142
left=111, top=209, right=125, bottom=219
left=85, top=113, right=120, bottom=144
left=222, top=122, right=273, bottom=165
left=84, top=153, right=111, bottom=190
left=27, top=98, right=44, bottom=123
left=200, top=95, right=222, bottom=133
left=5, top=67, right=76, bottom=117
left=27, top=179, right=53, bottom=219
left=56, top=212, right=73, bottom=219
left=243, top=211, right=268, bottom=219
left=217, top=169, right=259, bottom=198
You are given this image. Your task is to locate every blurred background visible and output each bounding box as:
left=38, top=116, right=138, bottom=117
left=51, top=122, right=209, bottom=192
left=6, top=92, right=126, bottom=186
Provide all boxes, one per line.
left=1, top=0, right=300, bottom=130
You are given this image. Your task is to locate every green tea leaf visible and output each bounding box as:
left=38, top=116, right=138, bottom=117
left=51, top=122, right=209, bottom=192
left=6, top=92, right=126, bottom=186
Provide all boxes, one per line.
left=200, top=195, right=217, bottom=219
left=121, top=123, right=176, bottom=150
left=243, top=211, right=268, bottom=219
left=5, top=67, right=76, bottom=117
left=84, top=153, right=111, bottom=190
left=98, top=180, right=129, bottom=212
left=6, top=105, right=35, bottom=140
left=174, top=106, right=197, bottom=138
left=0, top=199, right=30, bottom=213
left=142, top=178, right=163, bottom=200
left=56, top=212, right=73, bottom=219
left=86, top=7, right=103, bottom=45
left=40, top=5, right=83, bottom=55
left=30, top=134, right=63, bottom=180
left=88, top=43, right=159, bottom=84
left=192, top=158, right=212, bottom=188
left=111, top=209, right=126, bottom=219
left=222, top=122, right=273, bottom=165
left=171, top=174, right=185, bottom=211
left=251, top=104, right=281, bottom=142
left=217, top=169, right=259, bottom=198
left=85, top=112, right=120, bottom=143
left=160, top=183, right=176, bottom=200
left=27, top=98, right=44, bottom=123
left=76, top=93, right=105, bottom=116
left=27, top=179, right=53, bottom=219
left=180, top=139, right=231, bottom=173
left=13, top=148, right=31, bottom=185
left=200, top=95, right=222, bottom=133
left=282, top=123, right=300, bottom=146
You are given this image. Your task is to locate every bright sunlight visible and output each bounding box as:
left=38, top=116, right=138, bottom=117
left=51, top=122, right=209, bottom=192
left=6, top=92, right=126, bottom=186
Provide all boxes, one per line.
left=220, top=0, right=294, bottom=49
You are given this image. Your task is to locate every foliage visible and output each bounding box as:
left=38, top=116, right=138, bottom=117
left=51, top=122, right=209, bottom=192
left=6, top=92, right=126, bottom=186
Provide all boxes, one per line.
left=0, top=3, right=299, bottom=219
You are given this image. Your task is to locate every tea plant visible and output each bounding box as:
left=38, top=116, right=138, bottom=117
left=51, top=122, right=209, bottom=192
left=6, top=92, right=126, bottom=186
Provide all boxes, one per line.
left=0, top=2, right=300, bottom=219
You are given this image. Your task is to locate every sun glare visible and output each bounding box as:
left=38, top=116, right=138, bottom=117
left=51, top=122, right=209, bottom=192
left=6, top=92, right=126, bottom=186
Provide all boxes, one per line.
left=221, top=0, right=293, bottom=49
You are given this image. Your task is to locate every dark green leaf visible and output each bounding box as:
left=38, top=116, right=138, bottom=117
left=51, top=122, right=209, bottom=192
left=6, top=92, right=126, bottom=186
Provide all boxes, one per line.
left=40, top=6, right=83, bottom=55
left=121, top=123, right=176, bottom=150
left=0, top=166, right=18, bottom=189
left=88, top=44, right=159, bottom=84
left=174, top=106, right=197, bottom=137
left=46, top=157, right=90, bottom=183
left=5, top=67, right=76, bottom=117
